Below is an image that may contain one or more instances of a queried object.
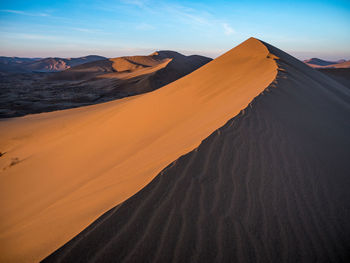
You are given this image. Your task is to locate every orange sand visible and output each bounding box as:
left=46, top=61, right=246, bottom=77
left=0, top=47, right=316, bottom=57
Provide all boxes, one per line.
left=0, top=38, right=277, bottom=262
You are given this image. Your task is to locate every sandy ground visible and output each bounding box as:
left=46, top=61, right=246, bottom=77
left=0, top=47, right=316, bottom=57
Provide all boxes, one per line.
left=0, top=38, right=276, bottom=262
left=44, top=40, right=350, bottom=263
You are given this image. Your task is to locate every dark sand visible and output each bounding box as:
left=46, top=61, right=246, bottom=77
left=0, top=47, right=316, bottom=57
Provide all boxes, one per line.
left=319, top=68, right=350, bottom=88
left=43, top=41, right=350, bottom=262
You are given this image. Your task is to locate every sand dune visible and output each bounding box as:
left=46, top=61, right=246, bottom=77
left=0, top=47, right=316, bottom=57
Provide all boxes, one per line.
left=304, top=57, right=341, bottom=67
left=45, top=41, right=350, bottom=262
left=329, top=60, right=350, bottom=68
left=0, top=51, right=211, bottom=118
left=50, top=50, right=211, bottom=81
left=0, top=57, right=41, bottom=73
left=0, top=38, right=277, bottom=262
left=303, top=58, right=350, bottom=87
left=0, top=55, right=106, bottom=73
left=25, top=56, right=107, bottom=72
left=48, top=54, right=170, bottom=80
left=305, top=58, right=350, bottom=69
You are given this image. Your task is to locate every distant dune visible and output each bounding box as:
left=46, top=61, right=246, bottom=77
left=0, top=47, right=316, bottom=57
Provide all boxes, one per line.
left=328, top=60, right=350, bottom=68
left=304, top=57, right=350, bottom=68
left=24, top=55, right=107, bottom=72
left=303, top=58, right=350, bottom=87
left=50, top=51, right=212, bottom=81
left=0, top=57, right=39, bottom=72
left=0, top=55, right=106, bottom=73
left=1, top=38, right=350, bottom=263
left=304, top=57, right=340, bottom=67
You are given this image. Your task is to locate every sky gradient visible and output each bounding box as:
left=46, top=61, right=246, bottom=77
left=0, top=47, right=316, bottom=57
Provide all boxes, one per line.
left=0, top=0, right=350, bottom=60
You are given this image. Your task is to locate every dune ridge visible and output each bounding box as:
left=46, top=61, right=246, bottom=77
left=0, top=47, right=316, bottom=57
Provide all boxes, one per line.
left=0, top=38, right=277, bottom=262
left=44, top=40, right=350, bottom=263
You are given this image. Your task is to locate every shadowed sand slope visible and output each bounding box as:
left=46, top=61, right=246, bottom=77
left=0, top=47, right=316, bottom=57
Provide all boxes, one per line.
left=319, top=68, right=350, bottom=88
left=0, top=38, right=277, bottom=262
left=44, top=41, right=350, bottom=263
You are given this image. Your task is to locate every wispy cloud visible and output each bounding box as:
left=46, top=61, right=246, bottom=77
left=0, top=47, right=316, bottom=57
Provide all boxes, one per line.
left=223, top=23, right=234, bottom=35
left=162, top=4, right=211, bottom=26
left=0, top=9, right=25, bottom=15
left=69, top=27, right=112, bottom=35
left=0, top=32, right=61, bottom=41
left=118, top=0, right=235, bottom=36
left=0, top=9, right=50, bottom=17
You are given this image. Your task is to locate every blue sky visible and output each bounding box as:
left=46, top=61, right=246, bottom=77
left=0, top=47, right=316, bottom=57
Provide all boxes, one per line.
left=0, top=0, right=349, bottom=60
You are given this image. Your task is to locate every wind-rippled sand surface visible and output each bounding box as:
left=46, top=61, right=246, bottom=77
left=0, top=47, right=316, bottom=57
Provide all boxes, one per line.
left=45, top=40, right=350, bottom=263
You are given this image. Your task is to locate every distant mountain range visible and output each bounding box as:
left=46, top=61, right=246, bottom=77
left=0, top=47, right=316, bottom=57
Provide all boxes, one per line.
left=0, top=55, right=106, bottom=73
left=304, top=58, right=350, bottom=68
left=2, top=55, right=349, bottom=73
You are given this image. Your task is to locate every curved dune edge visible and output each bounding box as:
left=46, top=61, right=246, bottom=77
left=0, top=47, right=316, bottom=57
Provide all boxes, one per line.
left=98, top=57, right=172, bottom=79
left=0, top=38, right=277, bottom=262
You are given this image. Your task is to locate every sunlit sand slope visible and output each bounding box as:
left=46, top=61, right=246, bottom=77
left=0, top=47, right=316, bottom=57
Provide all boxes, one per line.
left=45, top=40, right=350, bottom=263
left=0, top=38, right=277, bottom=262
